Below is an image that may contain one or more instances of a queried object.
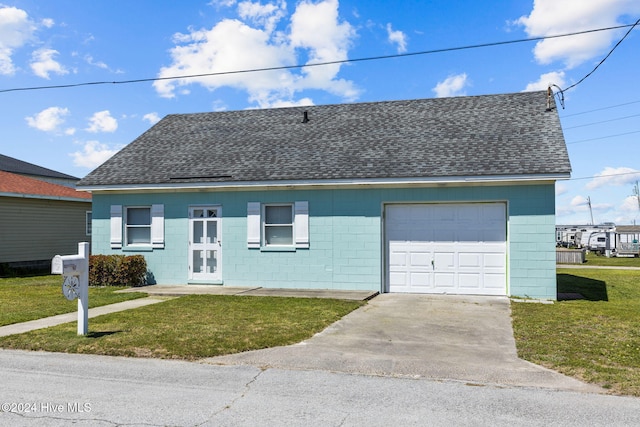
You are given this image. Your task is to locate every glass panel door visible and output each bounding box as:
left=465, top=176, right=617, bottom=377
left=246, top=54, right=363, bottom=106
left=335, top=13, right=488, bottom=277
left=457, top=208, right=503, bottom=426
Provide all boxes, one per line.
left=189, top=206, right=221, bottom=281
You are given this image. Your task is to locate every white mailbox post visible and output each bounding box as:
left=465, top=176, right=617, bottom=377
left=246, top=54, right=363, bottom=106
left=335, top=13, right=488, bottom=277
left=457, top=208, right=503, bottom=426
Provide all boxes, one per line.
left=52, top=242, right=90, bottom=336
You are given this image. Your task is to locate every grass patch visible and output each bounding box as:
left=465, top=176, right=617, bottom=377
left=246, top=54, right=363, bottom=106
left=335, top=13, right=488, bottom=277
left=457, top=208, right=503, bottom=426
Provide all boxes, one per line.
left=0, top=295, right=364, bottom=360
left=0, top=275, right=147, bottom=327
left=583, top=252, right=640, bottom=267
left=512, top=268, right=640, bottom=396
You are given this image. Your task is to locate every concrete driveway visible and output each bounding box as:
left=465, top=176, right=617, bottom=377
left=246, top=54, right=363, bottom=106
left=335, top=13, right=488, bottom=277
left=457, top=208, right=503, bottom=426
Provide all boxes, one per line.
left=204, top=294, right=603, bottom=393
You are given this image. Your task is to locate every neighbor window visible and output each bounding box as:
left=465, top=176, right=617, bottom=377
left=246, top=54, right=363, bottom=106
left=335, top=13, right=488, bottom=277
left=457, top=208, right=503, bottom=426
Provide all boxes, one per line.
left=125, top=207, right=151, bottom=245
left=264, top=204, right=294, bottom=246
left=86, top=211, right=92, bottom=236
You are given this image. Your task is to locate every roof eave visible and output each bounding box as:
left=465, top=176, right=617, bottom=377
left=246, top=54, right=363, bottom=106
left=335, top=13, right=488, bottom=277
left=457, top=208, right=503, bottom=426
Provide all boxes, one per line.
left=78, top=173, right=571, bottom=193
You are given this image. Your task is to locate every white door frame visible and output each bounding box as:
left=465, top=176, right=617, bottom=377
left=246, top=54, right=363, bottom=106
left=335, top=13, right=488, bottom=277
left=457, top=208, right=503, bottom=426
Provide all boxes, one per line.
left=188, top=205, right=222, bottom=281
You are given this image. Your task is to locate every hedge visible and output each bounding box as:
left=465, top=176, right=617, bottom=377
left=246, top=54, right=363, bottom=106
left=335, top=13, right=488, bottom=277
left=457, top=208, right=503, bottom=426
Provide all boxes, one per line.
left=89, top=255, right=147, bottom=287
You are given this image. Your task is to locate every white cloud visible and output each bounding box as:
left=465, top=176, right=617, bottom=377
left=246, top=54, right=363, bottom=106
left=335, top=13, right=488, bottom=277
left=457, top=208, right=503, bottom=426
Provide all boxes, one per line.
left=30, top=48, right=68, bottom=79
left=154, top=0, right=359, bottom=108
left=25, top=106, right=70, bottom=132
left=0, top=6, right=36, bottom=75
left=41, top=18, right=54, bottom=28
left=143, top=112, right=161, bottom=125
left=237, top=0, right=286, bottom=33
left=386, top=23, right=407, bottom=53
left=523, top=70, right=566, bottom=92
left=621, top=195, right=640, bottom=213
left=86, top=110, right=118, bottom=133
left=71, top=141, right=120, bottom=169
left=515, top=0, right=640, bottom=69
left=432, top=73, right=469, bottom=98
left=84, top=54, right=108, bottom=69
left=556, top=182, right=568, bottom=196
left=586, top=166, right=640, bottom=190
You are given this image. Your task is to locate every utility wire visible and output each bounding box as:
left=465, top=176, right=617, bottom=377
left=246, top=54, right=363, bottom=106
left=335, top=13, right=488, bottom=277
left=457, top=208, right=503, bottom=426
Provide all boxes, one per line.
left=0, top=22, right=637, bottom=94
left=567, top=130, right=640, bottom=144
left=560, top=99, right=640, bottom=118
left=553, top=18, right=640, bottom=108
left=563, top=113, right=640, bottom=129
left=566, top=170, right=640, bottom=182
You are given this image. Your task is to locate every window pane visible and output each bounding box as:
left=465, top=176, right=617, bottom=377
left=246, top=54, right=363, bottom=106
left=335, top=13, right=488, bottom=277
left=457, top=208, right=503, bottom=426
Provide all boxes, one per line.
left=128, top=208, right=150, bottom=225
left=265, top=205, right=292, bottom=225
left=127, top=227, right=150, bottom=244
left=265, top=226, right=293, bottom=245
left=207, top=221, right=217, bottom=243
left=193, top=221, right=204, bottom=243
left=193, top=250, right=203, bottom=273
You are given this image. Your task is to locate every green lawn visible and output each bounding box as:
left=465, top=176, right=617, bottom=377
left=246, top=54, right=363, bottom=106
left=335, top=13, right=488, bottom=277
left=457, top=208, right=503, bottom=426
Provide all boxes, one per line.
left=583, top=252, right=640, bottom=267
left=0, top=276, right=147, bottom=326
left=512, top=268, right=640, bottom=396
left=0, top=294, right=364, bottom=360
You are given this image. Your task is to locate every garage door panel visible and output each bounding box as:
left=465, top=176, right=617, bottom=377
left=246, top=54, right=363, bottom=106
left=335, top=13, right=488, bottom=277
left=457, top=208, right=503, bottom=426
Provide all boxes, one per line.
left=459, top=253, right=481, bottom=268
left=433, top=273, right=455, bottom=288
left=409, top=252, right=431, bottom=267
left=410, top=272, right=432, bottom=287
left=484, top=252, right=506, bottom=269
left=458, top=273, right=480, bottom=288
left=387, top=203, right=506, bottom=295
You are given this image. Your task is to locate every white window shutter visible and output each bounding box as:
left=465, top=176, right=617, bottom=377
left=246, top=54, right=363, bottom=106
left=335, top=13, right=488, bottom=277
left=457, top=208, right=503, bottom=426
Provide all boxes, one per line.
left=294, top=201, right=309, bottom=248
left=247, top=202, right=261, bottom=248
left=151, top=204, right=165, bottom=249
left=110, top=205, right=122, bottom=249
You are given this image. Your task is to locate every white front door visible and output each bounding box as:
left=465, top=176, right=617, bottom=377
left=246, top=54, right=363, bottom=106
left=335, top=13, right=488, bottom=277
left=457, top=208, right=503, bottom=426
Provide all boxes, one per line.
left=189, top=206, right=221, bottom=281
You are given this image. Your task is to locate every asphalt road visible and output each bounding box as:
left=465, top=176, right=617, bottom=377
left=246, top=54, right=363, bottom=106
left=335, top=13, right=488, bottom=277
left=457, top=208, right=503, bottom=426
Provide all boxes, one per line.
left=1, top=350, right=640, bottom=426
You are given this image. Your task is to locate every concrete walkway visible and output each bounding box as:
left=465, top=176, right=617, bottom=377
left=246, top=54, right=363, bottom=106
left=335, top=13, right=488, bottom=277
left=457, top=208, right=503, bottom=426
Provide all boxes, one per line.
left=0, top=297, right=166, bottom=337
left=117, top=284, right=378, bottom=300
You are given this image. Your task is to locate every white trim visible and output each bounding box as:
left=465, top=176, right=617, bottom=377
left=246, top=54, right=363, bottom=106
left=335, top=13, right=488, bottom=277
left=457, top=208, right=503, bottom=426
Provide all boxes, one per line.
left=151, top=204, right=164, bottom=249
left=110, top=205, right=122, bottom=249
left=78, top=173, right=570, bottom=193
left=247, top=202, right=261, bottom=248
left=294, top=201, right=309, bottom=248
left=0, top=192, right=91, bottom=203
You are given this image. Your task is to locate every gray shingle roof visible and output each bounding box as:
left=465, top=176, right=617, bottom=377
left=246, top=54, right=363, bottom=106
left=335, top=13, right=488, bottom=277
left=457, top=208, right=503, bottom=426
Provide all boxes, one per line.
left=78, top=91, right=571, bottom=187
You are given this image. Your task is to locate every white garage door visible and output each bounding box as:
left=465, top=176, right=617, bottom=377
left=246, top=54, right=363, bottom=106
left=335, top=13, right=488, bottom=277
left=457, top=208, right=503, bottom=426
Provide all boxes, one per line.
left=386, top=203, right=506, bottom=295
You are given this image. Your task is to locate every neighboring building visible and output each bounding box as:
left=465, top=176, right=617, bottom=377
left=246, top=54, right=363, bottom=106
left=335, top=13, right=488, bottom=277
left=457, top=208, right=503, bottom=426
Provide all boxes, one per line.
left=78, top=91, right=571, bottom=299
left=0, top=154, right=80, bottom=188
left=0, top=170, right=92, bottom=269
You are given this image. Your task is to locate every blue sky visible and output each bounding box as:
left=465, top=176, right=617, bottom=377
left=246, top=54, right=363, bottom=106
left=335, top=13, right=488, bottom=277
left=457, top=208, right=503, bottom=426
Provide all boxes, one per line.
left=1, top=0, right=639, bottom=225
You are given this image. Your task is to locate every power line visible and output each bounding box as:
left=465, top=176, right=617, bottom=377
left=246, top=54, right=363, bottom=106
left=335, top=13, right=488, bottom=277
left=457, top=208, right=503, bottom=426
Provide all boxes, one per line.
left=566, top=170, right=640, bottom=182
left=552, top=18, right=640, bottom=107
left=560, top=99, right=640, bottom=118
left=563, top=113, right=640, bottom=130
left=0, top=22, right=637, bottom=94
left=566, top=130, right=640, bottom=145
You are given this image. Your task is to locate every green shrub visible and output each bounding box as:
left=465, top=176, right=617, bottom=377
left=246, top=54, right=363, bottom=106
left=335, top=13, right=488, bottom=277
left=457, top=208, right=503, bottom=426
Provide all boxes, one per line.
left=89, top=255, right=147, bottom=287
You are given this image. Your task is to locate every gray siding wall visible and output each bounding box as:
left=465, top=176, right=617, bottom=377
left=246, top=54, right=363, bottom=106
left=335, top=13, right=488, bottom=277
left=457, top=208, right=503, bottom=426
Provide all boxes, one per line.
left=0, top=196, right=91, bottom=263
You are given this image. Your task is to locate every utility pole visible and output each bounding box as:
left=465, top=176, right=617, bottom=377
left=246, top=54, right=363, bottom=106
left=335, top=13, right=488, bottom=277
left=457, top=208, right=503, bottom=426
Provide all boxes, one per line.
left=587, top=196, right=594, bottom=225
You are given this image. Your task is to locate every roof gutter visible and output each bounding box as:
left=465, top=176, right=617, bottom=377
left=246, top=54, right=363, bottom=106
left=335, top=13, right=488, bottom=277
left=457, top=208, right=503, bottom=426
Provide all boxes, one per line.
left=0, top=192, right=92, bottom=203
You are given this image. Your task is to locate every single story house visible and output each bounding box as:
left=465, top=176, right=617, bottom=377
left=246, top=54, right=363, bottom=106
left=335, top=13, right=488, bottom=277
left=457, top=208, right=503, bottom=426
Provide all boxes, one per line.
left=78, top=91, right=571, bottom=299
left=0, top=170, right=92, bottom=269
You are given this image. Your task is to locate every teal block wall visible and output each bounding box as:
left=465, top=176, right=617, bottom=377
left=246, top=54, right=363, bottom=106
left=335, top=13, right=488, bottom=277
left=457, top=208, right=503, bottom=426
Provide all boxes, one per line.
left=91, top=183, right=557, bottom=299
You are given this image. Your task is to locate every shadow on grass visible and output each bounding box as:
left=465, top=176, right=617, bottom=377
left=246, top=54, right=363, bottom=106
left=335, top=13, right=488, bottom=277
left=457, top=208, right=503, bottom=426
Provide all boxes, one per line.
left=86, top=331, right=122, bottom=339
left=557, top=274, right=608, bottom=301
